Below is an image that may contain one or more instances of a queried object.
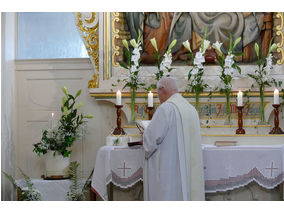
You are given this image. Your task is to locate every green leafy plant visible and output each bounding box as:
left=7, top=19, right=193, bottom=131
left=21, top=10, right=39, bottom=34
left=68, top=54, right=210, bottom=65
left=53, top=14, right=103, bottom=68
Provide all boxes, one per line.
left=2, top=168, right=41, bottom=201
left=67, top=161, right=94, bottom=201
left=33, top=86, right=93, bottom=158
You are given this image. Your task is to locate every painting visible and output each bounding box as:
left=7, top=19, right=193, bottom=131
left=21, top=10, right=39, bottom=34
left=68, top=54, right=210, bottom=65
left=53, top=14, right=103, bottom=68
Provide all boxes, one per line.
left=111, top=12, right=283, bottom=67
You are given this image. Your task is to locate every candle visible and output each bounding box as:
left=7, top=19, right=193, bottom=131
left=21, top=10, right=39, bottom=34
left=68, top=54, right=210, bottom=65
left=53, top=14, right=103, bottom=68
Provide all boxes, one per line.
left=237, top=90, right=243, bottom=106
left=51, top=112, right=55, bottom=129
left=274, top=88, right=279, bottom=104
left=116, top=90, right=121, bottom=105
left=148, top=91, right=153, bottom=107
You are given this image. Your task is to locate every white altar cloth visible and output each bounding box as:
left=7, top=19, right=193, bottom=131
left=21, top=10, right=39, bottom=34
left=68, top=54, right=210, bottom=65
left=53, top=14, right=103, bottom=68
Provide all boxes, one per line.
left=203, top=145, right=284, bottom=193
left=91, top=145, right=284, bottom=200
left=91, top=146, right=144, bottom=200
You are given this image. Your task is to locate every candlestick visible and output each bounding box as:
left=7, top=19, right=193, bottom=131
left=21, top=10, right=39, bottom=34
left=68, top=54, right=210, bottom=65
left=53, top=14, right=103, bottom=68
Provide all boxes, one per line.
left=237, top=90, right=243, bottom=107
left=236, top=106, right=245, bottom=134
left=147, top=106, right=154, bottom=120
left=148, top=91, right=153, bottom=107
left=274, top=89, right=279, bottom=104
left=112, top=105, right=126, bottom=135
left=116, top=90, right=121, bottom=105
left=269, top=104, right=284, bottom=134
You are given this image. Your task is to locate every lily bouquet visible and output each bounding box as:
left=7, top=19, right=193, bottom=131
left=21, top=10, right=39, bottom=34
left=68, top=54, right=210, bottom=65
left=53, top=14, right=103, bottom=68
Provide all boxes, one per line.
left=149, top=38, right=177, bottom=89
left=183, top=28, right=210, bottom=113
left=120, top=30, right=145, bottom=122
left=212, top=34, right=242, bottom=124
left=247, top=40, right=278, bottom=124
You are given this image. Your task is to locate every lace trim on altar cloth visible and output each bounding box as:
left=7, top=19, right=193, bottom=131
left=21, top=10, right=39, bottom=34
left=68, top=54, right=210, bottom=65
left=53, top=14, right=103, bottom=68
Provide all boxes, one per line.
left=205, top=167, right=284, bottom=193
left=106, top=167, right=143, bottom=189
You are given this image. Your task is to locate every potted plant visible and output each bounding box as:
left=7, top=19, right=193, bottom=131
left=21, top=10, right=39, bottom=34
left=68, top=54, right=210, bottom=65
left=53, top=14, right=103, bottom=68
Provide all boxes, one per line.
left=33, top=86, right=93, bottom=178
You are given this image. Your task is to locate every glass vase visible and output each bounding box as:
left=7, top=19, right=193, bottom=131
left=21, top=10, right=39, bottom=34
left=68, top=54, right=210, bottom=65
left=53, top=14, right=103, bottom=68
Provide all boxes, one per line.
left=224, top=90, right=232, bottom=125
left=258, top=84, right=266, bottom=124
left=130, top=87, right=136, bottom=124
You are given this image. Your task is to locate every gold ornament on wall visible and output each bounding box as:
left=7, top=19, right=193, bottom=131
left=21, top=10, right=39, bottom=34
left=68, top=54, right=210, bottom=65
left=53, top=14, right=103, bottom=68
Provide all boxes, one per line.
left=276, top=12, right=284, bottom=65
left=74, top=12, right=99, bottom=88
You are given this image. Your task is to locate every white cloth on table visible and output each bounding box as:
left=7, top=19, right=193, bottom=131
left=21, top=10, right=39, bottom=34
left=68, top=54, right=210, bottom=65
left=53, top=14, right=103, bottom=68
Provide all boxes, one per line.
left=91, top=146, right=144, bottom=201
left=203, top=145, right=284, bottom=193
left=143, top=93, right=205, bottom=201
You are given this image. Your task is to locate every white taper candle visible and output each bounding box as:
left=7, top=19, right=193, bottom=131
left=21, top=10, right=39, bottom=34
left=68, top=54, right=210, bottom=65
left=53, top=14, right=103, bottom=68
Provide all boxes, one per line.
left=148, top=91, right=153, bottom=107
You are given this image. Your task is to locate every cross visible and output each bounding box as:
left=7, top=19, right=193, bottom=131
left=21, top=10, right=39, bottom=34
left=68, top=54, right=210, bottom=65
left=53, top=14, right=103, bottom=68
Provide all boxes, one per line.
left=265, top=161, right=278, bottom=177
left=118, top=162, right=131, bottom=177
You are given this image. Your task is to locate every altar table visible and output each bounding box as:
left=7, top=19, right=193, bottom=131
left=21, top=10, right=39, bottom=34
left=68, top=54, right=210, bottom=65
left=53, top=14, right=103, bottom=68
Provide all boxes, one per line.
left=91, top=145, right=284, bottom=201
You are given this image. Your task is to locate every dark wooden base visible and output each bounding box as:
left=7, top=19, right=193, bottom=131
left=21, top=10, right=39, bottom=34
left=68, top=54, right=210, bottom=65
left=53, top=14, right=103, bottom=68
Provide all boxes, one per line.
left=269, top=127, right=284, bottom=134
left=112, top=128, right=126, bottom=135
left=236, top=128, right=246, bottom=134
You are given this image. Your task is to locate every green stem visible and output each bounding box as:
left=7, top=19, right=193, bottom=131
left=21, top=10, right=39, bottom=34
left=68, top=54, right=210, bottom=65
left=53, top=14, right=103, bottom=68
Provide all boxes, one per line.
left=130, top=87, right=136, bottom=123
left=259, top=84, right=265, bottom=123
left=225, top=90, right=231, bottom=124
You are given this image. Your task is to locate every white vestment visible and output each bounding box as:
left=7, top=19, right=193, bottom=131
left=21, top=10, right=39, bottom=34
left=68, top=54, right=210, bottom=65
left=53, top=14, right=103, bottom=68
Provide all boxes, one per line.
left=143, top=93, right=205, bottom=201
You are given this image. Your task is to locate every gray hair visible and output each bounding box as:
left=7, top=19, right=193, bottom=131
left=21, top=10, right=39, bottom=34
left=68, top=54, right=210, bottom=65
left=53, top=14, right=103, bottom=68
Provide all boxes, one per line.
left=157, top=77, right=178, bottom=93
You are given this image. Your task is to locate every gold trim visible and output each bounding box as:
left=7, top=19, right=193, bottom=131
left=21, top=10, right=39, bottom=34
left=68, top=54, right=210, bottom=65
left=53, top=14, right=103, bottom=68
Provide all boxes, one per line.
left=112, top=12, right=120, bottom=67
left=276, top=12, right=284, bottom=65
left=90, top=91, right=284, bottom=98
left=105, top=12, right=110, bottom=79
left=88, top=74, right=99, bottom=88
left=76, top=12, right=99, bottom=71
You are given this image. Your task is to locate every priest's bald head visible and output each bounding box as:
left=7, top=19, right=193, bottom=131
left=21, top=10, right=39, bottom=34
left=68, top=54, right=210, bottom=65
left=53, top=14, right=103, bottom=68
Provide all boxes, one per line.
left=157, top=77, right=178, bottom=103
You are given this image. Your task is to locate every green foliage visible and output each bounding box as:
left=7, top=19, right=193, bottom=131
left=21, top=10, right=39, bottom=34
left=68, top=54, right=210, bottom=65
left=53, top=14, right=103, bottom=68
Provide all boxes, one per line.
left=67, top=161, right=94, bottom=201
left=2, top=169, right=41, bottom=201
left=33, top=87, right=93, bottom=158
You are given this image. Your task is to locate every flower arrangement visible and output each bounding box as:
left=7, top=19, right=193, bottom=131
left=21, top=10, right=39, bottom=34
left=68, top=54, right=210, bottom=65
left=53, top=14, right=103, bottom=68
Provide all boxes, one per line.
left=67, top=161, right=94, bottom=201
left=183, top=28, right=210, bottom=113
left=212, top=34, right=242, bottom=124
left=149, top=38, right=177, bottom=89
left=2, top=168, right=41, bottom=201
left=247, top=40, right=278, bottom=124
left=120, top=30, right=145, bottom=122
left=33, top=86, right=93, bottom=158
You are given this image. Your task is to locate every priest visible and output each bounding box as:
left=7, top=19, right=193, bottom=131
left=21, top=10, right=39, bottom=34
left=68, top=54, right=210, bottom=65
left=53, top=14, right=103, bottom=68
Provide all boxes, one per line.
left=143, top=77, right=205, bottom=201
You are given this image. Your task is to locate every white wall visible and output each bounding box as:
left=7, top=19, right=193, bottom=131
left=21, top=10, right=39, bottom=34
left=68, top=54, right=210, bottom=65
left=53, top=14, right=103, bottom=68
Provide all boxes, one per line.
left=14, top=59, right=116, bottom=179
left=1, top=12, right=16, bottom=201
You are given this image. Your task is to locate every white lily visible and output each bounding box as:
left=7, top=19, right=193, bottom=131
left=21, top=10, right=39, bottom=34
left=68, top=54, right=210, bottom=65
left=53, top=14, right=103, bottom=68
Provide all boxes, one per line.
left=254, top=43, right=259, bottom=58
left=150, top=38, right=158, bottom=52
left=122, top=39, right=129, bottom=51
left=167, top=39, right=177, bottom=54
left=212, top=41, right=223, bottom=54
left=182, top=40, right=192, bottom=52
left=203, top=39, right=210, bottom=52
left=130, top=39, right=137, bottom=48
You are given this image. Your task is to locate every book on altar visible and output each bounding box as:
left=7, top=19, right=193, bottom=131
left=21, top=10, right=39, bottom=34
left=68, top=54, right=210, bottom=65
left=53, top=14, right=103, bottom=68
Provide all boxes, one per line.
left=136, top=120, right=151, bottom=134
left=214, top=141, right=237, bottom=147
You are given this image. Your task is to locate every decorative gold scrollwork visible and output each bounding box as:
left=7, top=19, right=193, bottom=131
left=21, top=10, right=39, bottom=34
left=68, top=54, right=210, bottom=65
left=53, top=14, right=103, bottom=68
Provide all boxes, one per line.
left=75, top=12, right=100, bottom=88
left=276, top=12, right=284, bottom=65
left=112, top=12, right=120, bottom=67
left=88, top=74, right=99, bottom=88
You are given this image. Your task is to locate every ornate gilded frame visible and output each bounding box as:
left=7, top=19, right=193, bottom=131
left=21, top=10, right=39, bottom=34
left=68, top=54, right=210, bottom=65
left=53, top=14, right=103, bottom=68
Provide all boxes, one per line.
left=86, top=12, right=284, bottom=96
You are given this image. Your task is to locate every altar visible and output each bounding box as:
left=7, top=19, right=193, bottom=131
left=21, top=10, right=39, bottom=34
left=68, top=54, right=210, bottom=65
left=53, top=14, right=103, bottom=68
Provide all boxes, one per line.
left=91, top=144, right=284, bottom=201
